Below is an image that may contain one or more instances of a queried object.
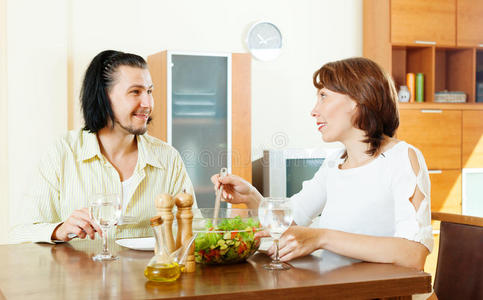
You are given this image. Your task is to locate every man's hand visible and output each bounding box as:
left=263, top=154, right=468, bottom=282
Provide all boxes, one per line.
left=51, top=208, right=102, bottom=241
left=267, top=226, right=324, bottom=262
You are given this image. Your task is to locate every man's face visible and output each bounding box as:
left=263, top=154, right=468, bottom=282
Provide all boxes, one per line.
left=107, top=66, right=154, bottom=135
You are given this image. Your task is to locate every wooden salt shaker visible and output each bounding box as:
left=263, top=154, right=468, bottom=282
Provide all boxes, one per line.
left=174, top=190, right=195, bottom=273
left=155, top=193, right=176, bottom=254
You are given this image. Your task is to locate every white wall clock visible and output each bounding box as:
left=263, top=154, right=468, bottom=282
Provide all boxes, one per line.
left=245, top=21, right=283, bottom=61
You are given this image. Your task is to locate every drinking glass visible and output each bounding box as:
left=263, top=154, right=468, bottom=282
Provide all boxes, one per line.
left=89, top=193, right=122, bottom=261
left=258, top=197, right=293, bottom=270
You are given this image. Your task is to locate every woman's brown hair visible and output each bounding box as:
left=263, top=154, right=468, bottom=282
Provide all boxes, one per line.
left=312, top=57, right=399, bottom=157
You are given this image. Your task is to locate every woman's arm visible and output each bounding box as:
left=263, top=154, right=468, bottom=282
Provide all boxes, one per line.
left=274, top=226, right=429, bottom=270
left=322, top=229, right=428, bottom=270
left=274, top=163, right=430, bottom=270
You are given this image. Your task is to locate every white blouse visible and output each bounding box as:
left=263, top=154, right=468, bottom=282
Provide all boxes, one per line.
left=290, top=141, right=434, bottom=252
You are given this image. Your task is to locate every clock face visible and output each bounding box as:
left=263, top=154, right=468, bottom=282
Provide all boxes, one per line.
left=246, top=22, right=282, bottom=61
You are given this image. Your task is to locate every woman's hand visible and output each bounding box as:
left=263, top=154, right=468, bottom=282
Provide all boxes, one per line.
left=267, top=226, right=324, bottom=262
left=210, top=173, right=263, bottom=209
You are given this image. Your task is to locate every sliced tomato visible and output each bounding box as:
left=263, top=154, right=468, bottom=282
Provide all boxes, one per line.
left=237, top=242, right=247, bottom=254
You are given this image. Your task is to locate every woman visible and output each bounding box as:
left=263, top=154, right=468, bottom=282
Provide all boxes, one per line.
left=211, top=57, right=432, bottom=270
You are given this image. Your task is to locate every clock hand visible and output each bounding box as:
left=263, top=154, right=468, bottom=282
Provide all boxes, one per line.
left=264, top=37, right=278, bottom=42
left=257, top=33, right=267, bottom=44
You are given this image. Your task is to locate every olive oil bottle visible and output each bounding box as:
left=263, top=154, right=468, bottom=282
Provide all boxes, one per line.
left=144, top=216, right=181, bottom=282
left=144, top=262, right=181, bottom=282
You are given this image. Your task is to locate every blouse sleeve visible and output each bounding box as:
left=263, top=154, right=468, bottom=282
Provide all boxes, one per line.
left=289, top=153, right=335, bottom=226
left=391, top=145, right=434, bottom=252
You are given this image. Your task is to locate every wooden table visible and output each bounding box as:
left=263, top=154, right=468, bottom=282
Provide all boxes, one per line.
left=0, top=239, right=431, bottom=300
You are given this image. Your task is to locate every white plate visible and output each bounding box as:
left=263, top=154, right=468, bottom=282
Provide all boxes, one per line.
left=116, top=237, right=155, bottom=251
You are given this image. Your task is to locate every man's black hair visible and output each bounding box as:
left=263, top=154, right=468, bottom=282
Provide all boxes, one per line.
left=80, top=50, right=147, bottom=133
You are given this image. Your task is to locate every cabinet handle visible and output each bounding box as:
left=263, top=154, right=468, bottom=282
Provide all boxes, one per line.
left=428, top=170, right=442, bottom=174
left=415, top=40, right=436, bottom=45
left=421, top=109, right=442, bottom=114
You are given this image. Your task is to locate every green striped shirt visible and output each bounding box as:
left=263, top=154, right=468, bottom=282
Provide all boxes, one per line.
left=11, top=129, right=195, bottom=243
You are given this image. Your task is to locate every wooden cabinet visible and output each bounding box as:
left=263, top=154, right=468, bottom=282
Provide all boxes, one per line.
left=398, top=109, right=461, bottom=169
left=398, top=108, right=463, bottom=216
left=365, top=0, right=483, bottom=278
left=147, top=51, right=251, bottom=208
left=391, top=0, right=456, bottom=46
left=397, top=105, right=483, bottom=218
left=364, top=0, right=480, bottom=103
left=457, top=0, right=483, bottom=47
left=462, top=110, right=483, bottom=167
left=429, top=170, right=462, bottom=213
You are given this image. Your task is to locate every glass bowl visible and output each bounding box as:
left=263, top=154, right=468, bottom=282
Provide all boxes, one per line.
left=191, top=208, right=262, bottom=265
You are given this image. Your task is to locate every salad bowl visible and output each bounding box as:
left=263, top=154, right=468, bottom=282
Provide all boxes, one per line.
left=192, top=208, right=262, bottom=265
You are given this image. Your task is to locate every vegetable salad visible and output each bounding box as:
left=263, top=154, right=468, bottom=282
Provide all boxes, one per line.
left=194, top=216, right=261, bottom=264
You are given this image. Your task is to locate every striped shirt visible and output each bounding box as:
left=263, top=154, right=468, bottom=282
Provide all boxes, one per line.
left=11, top=129, right=195, bottom=243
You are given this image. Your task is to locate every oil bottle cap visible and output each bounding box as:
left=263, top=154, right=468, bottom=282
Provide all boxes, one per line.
left=150, top=216, right=163, bottom=226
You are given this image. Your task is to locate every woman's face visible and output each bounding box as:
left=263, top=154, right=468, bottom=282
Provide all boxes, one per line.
left=310, top=87, right=357, bottom=143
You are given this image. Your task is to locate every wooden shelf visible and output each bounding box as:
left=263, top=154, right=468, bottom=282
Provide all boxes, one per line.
left=392, top=45, right=434, bottom=102
left=398, top=102, right=483, bottom=110
left=364, top=0, right=481, bottom=105
left=435, top=48, right=475, bottom=102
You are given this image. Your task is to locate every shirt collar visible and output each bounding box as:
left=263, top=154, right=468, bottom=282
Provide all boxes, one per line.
left=78, top=131, right=165, bottom=170
left=78, top=130, right=103, bottom=162
left=136, top=134, right=165, bottom=170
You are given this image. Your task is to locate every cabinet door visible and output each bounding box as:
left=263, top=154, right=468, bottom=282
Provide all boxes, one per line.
left=391, top=0, right=456, bottom=46
left=429, top=170, right=462, bottom=213
left=398, top=109, right=461, bottom=169
left=147, top=52, right=252, bottom=209
left=170, top=54, right=230, bottom=208
left=457, top=0, right=483, bottom=47
left=463, top=110, right=483, bottom=168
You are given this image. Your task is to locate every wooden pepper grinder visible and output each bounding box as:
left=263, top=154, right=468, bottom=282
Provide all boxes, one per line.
left=174, top=189, right=195, bottom=273
left=155, top=193, right=176, bottom=254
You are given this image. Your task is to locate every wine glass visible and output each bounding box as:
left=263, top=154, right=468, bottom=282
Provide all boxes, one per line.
left=89, top=193, right=122, bottom=261
left=258, top=197, right=293, bottom=270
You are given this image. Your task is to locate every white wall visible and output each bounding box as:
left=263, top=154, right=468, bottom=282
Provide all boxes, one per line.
left=2, top=0, right=362, bottom=243
left=68, top=0, right=362, bottom=156
left=0, top=0, right=8, bottom=244
left=5, top=0, right=68, bottom=243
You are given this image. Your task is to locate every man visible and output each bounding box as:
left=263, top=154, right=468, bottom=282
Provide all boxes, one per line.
left=11, top=50, right=194, bottom=243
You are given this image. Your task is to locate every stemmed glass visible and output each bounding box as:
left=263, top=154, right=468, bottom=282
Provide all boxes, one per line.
left=258, top=197, right=293, bottom=270
left=89, top=193, right=122, bottom=261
